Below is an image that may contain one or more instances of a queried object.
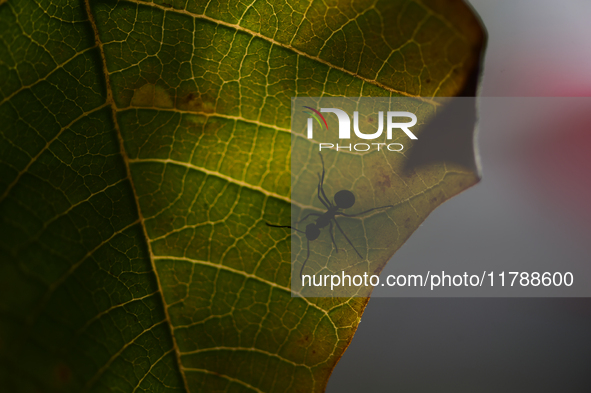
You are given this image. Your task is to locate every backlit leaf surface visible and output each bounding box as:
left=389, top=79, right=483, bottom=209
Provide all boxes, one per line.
left=0, top=0, right=485, bottom=391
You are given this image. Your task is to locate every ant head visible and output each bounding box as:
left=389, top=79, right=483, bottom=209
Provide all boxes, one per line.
left=334, top=190, right=355, bottom=209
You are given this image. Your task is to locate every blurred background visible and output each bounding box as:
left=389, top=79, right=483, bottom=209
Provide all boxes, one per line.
left=327, top=0, right=591, bottom=391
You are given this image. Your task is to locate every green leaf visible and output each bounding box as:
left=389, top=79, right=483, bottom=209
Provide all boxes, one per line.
left=0, top=0, right=485, bottom=392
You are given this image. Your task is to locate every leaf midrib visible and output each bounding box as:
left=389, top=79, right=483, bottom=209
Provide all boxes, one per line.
left=82, top=0, right=192, bottom=391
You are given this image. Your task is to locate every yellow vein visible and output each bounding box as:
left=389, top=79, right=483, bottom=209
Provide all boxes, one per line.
left=119, top=106, right=291, bottom=132
left=152, top=256, right=336, bottom=324
left=26, top=218, right=141, bottom=327
left=181, top=346, right=306, bottom=368
left=125, top=0, right=438, bottom=103
left=0, top=103, right=109, bottom=203
left=128, top=157, right=323, bottom=211
left=76, top=291, right=159, bottom=336
left=132, top=348, right=175, bottom=393
left=0, top=45, right=97, bottom=107
left=15, top=177, right=128, bottom=253
left=82, top=321, right=167, bottom=392
left=182, top=367, right=264, bottom=393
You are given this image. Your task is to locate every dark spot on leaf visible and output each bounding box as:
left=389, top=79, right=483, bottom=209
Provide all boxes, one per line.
left=375, top=173, right=391, bottom=192
left=404, top=217, right=411, bottom=228
left=426, top=78, right=431, bottom=83
left=179, top=92, right=216, bottom=113
left=55, top=363, right=71, bottom=384
left=297, top=335, right=311, bottom=346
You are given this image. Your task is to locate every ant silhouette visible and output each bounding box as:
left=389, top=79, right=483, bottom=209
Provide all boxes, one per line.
left=267, top=153, right=393, bottom=278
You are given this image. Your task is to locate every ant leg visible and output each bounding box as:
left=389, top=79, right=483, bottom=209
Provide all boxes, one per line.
left=316, top=174, right=331, bottom=209
left=329, top=220, right=338, bottom=253
left=266, top=223, right=306, bottom=234
left=296, top=212, right=322, bottom=224
left=333, top=219, right=363, bottom=259
left=337, top=205, right=394, bottom=217
left=317, top=153, right=332, bottom=207
left=300, top=239, right=310, bottom=278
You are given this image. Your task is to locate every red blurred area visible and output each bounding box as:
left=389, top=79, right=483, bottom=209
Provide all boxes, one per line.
left=522, top=106, right=591, bottom=228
